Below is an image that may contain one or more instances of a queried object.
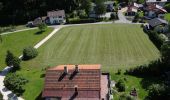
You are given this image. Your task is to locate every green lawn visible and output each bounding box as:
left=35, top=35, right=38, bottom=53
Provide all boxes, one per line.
left=165, top=13, right=170, bottom=22
left=0, top=28, right=53, bottom=70
left=16, top=24, right=160, bottom=100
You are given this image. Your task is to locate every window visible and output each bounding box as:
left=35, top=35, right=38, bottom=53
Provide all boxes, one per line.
left=59, top=16, right=62, bottom=18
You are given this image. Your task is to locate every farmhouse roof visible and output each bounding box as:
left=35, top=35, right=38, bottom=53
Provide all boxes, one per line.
left=148, top=18, right=168, bottom=27
left=127, top=5, right=138, bottom=12
left=146, top=0, right=167, bottom=2
left=104, top=1, right=115, bottom=5
left=47, top=10, right=65, bottom=17
left=42, top=64, right=102, bottom=99
left=145, top=4, right=167, bottom=13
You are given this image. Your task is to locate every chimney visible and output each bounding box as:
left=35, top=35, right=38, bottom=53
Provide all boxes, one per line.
left=75, top=65, right=79, bottom=72
left=74, top=85, right=78, bottom=93
left=64, top=66, right=68, bottom=74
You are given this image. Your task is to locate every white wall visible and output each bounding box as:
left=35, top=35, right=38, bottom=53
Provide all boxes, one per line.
left=49, top=17, right=65, bottom=24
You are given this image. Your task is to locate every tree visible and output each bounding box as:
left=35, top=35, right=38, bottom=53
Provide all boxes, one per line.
left=5, top=50, right=21, bottom=70
left=4, top=73, right=28, bottom=96
left=95, top=3, right=106, bottom=16
left=23, top=46, right=38, bottom=60
left=5, top=50, right=14, bottom=66
left=38, top=22, right=47, bottom=32
left=12, top=57, right=21, bottom=70
left=78, top=10, right=87, bottom=18
left=148, top=84, right=167, bottom=100
left=116, top=79, right=126, bottom=92
left=81, top=0, right=92, bottom=15
left=161, top=42, right=170, bottom=66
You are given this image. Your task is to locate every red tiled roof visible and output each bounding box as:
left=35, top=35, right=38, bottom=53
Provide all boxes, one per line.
left=146, top=4, right=167, bottom=13
left=42, top=64, right=101, bottom=99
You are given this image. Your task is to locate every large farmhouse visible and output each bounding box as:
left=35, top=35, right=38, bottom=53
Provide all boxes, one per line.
left=42, top=64, right=112, bottom=100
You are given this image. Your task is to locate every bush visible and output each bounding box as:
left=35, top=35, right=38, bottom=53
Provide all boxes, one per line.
left=147, top=84, right=168, bottom=100
left=5, top=50, right=21, bottom=70
left=12, top=57, right=21, bottom=70
left=68, top=18, right=96, bottom=24
left=110, top=12, right=118, bottom=20
left=144, top=30, right=164, bottom=49
left=119, top=93, right=134, bottom=100
left=5, top=50, right=14, bottom=66
left=38, top=22, right=47, bottom=32
left=23, top=46, right=38, bottom=60
left=116, top=79, right=125, bottom=92
left=117, top=69, right=121, bottom=75
left=4, top=73, right=28, bottom=96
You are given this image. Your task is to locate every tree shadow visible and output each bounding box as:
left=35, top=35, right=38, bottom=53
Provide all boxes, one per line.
left=35, top=31, right=43, bottom=35
left=140, top=76, right=164, bottom=89
left=35, top=92, right=44, bottom=100
left=40, top=73, right=45, bottom=78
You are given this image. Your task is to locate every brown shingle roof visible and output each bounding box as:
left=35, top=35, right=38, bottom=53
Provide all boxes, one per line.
left=47, top=10, right=65, bottom=17
left=42, top=64, right=101, bottom=99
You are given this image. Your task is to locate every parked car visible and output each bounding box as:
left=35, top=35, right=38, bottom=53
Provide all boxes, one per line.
left=26, top=21, right=34, bottom=27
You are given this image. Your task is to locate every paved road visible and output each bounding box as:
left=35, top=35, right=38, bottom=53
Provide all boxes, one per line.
left=114, top=10, right=131, bottom=23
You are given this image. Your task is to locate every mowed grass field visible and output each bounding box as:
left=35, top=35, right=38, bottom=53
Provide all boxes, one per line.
left=0, top=28, right=53, bottom=70
left=27, top=24, right=160, bottom=70
left=17, top=24, right=160, bottom=100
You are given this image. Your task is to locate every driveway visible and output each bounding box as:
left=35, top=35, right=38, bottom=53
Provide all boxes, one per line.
left=115, top=9, right=131, bottom=23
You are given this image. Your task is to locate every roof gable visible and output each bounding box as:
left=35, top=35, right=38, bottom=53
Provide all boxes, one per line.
left=42, top=64, right=101, bottom=98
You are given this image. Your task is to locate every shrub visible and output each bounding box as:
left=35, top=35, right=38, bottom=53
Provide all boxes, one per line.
left=144, top=30, right=164, bottom=49
left=110, top=12, right=118, bottom=20
left=117, top=69, right=121, bottom=75
left=23, top=46, right=38, bottom=60
left=12, top=57, right=21, bottom=70
left=119, top=93, right=134, bottom=100
left=116, top=79, right=125, bottom=92
left=68, top=18, right=96, bottom=24
left=4, top=73, right=28, bottom=96
left=5, top=50, right=14, bottom=66
left=5, top=50, right=21, bottom=70
left=38, top=22, right=47, bottom=32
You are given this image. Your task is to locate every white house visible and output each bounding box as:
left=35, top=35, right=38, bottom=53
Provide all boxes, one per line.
left=46, top=10, right=66, bottom=25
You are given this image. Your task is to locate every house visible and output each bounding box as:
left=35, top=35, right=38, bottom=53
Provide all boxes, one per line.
left=145, top=0, right=168, bottom=7
left=46, top=10, right=66, bottom=25
left=133, top=3, right=143, bottom=10
left=42, top=64, right=112, bottom=100
left=144, top=4, right=167, bottom=18
left=148, top=18, right=168, bottom=29
left=89, top=1, right=114, bottom=18
left=126, top=5, right=138, bottom=16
